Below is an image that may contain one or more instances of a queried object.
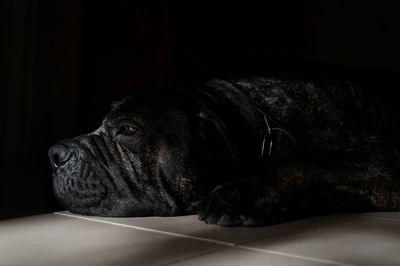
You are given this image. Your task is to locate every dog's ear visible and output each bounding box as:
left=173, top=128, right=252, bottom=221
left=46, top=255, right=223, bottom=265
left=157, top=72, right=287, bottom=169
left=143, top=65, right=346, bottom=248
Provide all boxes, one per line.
left=196, top=107, right=238, bottom=166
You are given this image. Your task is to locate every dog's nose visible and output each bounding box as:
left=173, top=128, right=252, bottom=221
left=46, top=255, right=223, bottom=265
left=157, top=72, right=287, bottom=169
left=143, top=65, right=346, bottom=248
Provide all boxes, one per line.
left=48, top=144, right=73, bottom=168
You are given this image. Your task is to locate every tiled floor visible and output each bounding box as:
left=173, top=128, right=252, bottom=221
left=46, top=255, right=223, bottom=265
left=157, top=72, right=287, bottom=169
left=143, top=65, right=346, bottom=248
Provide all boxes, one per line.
left=0, top=211, right=399, bottom=266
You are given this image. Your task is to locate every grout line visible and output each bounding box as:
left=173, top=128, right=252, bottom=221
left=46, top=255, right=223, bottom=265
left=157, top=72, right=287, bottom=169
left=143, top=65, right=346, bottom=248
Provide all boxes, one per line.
left=54, top=212, right=355, bottom=266
left=160, top=247, right=229, bottom=266
left=236, top=245, right=355, bottom=266
left=358, top=215, right=400, bottom=223
left=54, top=212, right=236, bottom=247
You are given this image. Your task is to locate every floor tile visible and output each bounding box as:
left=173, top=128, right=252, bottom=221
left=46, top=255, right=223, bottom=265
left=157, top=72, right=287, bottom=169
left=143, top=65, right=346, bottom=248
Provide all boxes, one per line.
left=166, top=247, right=332, bottom=266
left=241, top=214, right=400, bottom=266
left=0, top=214, right=224, bottom=266
left=56, top=211, right=315, bottom=245
left=2, top=212, right=399, bottom=266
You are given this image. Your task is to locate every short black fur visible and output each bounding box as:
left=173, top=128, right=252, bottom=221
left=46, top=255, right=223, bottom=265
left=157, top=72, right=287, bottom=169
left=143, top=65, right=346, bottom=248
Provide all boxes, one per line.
left=49, top=70, right=400, bottom=226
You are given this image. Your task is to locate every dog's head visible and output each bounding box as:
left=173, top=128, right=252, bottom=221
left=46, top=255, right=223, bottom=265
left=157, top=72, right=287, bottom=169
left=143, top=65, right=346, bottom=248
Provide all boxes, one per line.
left=49, top=89, right=234, bottom=217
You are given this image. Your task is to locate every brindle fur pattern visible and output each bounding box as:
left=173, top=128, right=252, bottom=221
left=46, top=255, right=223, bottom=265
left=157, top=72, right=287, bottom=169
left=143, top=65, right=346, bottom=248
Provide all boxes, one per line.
left=50, top=73, right=400, bottom=226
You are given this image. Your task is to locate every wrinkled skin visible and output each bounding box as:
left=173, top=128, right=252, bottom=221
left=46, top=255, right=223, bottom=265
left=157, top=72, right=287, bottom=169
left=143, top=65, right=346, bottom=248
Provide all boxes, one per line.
left=49, top=75, right=400, bottom=226
left=50, top=90, right=232, bottom=217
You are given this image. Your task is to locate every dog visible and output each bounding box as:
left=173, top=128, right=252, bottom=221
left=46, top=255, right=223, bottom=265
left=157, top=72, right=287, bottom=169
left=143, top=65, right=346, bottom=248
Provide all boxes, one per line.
left=49, top=73, right=400, bottom=226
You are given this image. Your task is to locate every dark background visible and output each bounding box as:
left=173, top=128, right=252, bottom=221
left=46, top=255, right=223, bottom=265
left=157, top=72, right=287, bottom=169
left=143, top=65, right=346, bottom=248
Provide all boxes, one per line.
left=1, top=0, right=400, bottom=219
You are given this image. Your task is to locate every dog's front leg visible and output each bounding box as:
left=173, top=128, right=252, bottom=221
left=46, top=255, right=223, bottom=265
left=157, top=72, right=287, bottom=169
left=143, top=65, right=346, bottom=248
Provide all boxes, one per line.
left=197, top=154, right=400, bottom=226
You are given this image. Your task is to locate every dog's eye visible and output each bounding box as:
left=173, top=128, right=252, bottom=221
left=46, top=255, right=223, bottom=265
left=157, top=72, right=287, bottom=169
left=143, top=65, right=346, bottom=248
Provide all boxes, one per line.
left=120, top=125, right=137, bottom=136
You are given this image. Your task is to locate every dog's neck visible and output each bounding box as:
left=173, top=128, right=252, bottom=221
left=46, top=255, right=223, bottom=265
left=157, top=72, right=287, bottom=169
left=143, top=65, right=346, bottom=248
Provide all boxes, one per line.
left=196, top=77, right=298, bottom=164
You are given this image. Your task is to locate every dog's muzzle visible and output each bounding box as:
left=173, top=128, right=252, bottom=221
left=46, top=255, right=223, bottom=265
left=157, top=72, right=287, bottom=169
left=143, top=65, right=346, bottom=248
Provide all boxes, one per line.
left=48, top=138, right=107, bottom=209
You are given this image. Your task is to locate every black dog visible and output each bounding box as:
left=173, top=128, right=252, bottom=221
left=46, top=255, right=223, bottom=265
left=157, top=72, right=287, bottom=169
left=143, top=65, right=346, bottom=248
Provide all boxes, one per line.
left=49, top=73, right=400, bottom=226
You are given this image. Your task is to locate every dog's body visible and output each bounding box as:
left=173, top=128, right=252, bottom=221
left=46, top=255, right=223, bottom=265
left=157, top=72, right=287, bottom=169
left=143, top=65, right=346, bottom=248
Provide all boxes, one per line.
left=49, top=73, right=400, bottom=226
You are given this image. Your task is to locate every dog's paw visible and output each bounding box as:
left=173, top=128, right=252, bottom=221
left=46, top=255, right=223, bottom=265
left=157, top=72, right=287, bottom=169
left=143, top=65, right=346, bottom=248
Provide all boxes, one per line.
left=198, top=184, right=272, bottom=226
left=198, top=185, right=243, bottom=226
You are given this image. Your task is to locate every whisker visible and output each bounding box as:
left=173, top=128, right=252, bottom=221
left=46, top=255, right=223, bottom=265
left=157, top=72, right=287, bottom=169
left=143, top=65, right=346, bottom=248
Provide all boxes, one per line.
left=269, top=137, right=273, bottom=156
left=263, top=114, right=271, bottom=134
left=271, top=127, right=295, bottom=141
left=261, top=133, right=267, bottom=158
left=256, top=107, right=294, bottom=159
